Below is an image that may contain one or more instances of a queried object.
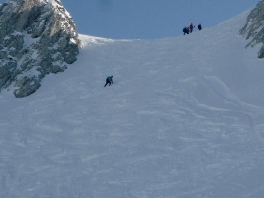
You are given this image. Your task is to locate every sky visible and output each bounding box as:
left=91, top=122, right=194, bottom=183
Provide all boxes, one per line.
left=0, top=0, right=260, bottom=39
left=62, top=0, right=259, bottom=39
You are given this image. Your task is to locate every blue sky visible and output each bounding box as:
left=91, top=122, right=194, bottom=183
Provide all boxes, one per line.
left=1, top=0, right=260, bottom=39
left=61, top=0, right=259, bottom=39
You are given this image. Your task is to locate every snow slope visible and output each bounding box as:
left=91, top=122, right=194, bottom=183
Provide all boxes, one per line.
left=1, top=10, right=264, bottom=198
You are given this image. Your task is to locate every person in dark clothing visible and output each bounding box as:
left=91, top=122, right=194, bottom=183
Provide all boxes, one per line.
left=186, top=27, right=190, bottom=34
left=183, top=27, right=187, bottom=35
left=198, top=23, right=202, bottom=31
left=183, top=27, right=190, bottom=35
left=104, top=76, right=113, bottom=87
left=190, top=23, right=195, bottom=33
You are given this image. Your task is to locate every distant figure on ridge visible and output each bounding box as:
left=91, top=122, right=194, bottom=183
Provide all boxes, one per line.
left=186, top=27, right=190, bottom=34
left=190, top=23, right=195, bottom=33
left=183, top=26, right=190, bottom=35
left=104, top=76, right=114, bottom=87
left=198, top=23, right=202, bottom=31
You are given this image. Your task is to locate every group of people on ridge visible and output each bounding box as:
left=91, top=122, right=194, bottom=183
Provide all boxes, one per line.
left=183, top=23, right=202, bottom=35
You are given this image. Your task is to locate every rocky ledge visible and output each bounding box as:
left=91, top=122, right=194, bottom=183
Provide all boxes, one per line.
left=239, top=0, right=264, bottom=58
left=0, top=0, right=80, bottom=97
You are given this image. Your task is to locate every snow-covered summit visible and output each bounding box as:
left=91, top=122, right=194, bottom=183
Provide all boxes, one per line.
left=0, top=0, right=80, bottom=97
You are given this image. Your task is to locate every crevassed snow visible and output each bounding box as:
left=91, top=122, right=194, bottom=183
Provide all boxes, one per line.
left=1, top=10, right=264, bottom=198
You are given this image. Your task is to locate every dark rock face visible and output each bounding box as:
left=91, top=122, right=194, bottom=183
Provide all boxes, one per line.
left=239, top=0, right=264, bottom=58
left=0, top=0, right=80, bottom=97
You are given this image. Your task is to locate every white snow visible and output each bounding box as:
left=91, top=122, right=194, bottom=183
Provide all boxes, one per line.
left=1, top=10, right=264, bottom=198
left=23, top=30, right=40, bottom=47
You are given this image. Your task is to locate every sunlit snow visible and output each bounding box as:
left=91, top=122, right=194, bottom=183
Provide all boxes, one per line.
left=1, top=10, right=264, bottom=198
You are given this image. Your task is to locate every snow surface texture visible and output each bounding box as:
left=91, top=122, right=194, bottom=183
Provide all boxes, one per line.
left=1, top=9, right=264, bottom=198
left=240, top=0, right=264, bottom=58
left=0, top=0, right=80, bottom=98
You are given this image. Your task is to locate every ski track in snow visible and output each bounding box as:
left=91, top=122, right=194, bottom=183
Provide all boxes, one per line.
left=1, top=10, right=264, bottom=198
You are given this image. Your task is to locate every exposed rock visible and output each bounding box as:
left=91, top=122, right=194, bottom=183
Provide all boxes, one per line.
left=0, top=0, right=80, bottom=97
left=239, top=0, right=264, bottom=58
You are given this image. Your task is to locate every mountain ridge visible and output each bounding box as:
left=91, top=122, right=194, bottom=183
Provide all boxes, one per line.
left=1, top=3, right=264, bottom=198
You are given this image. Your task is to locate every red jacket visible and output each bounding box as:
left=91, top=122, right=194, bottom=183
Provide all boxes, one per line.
left=190, top=24, right=194, bottom=29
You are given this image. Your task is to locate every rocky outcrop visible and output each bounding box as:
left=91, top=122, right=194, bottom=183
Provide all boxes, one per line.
left=0, top=0, right=80, bottom=97
left=239, top=0, right=264, bottom=58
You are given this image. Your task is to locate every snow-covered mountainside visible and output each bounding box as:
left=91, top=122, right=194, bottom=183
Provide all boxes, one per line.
left=1, top=5, right=264, bottom=198
left=0, top=0, right=80, bottom=98
left=240, top=0, right=264, bottom=58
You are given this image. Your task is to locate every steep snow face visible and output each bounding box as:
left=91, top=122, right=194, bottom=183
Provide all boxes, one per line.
left=1, top=8, right=264, bottom=198
left=239, top=0, right=264, bottom=58
left=0, top=0, right=80, bottom=98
